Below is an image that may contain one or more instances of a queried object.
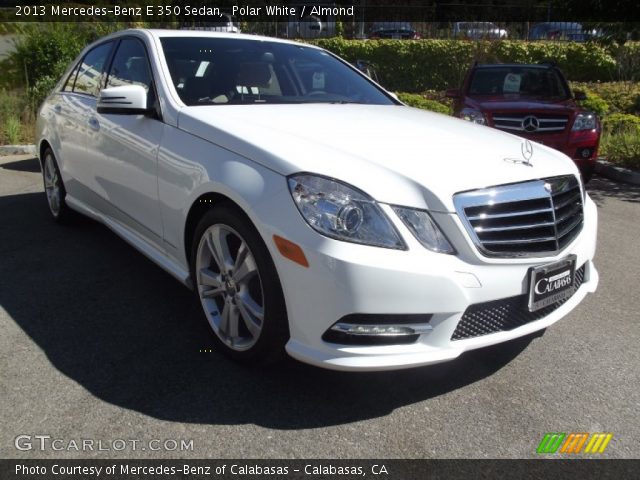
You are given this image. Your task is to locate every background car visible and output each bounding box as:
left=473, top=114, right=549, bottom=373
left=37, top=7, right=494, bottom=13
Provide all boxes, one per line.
left=369, top=22, right=420, bottom=40
left=447, top=62, right=600, bottom=180
left=452, top=22, right=508, bottom=40
left=528, top=22, right=599, bottom=42
left=180, top=14, right=241, bottom=33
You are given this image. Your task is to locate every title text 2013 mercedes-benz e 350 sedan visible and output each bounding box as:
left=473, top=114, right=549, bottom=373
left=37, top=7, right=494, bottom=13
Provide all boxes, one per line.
left=37, top=30, right=598, bottom=371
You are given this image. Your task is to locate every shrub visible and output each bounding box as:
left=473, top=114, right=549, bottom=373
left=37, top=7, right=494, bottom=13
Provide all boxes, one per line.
left=576, top=91, right=610, bottom=117
left=600, top=130, right=640, bottom=170
left=4, top=116, right=21, bottom=144
left=571, top=81, right=640, bottom=114
left=601, top=112, right=640, bottom=134
left=396, top=92, right=452, bottom=115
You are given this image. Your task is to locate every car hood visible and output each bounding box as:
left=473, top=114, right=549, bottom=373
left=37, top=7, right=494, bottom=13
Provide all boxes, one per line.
left=468, top=97, right=576, bottom=114
left=178, top=104, right=579, bottom=211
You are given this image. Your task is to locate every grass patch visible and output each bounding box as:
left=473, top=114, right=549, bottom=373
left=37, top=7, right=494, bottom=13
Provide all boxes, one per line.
left=0, top=88, right=33, bottom=144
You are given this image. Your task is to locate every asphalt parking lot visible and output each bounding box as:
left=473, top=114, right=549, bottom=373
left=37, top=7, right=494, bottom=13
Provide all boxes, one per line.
left=1, top=154, right=638, bottom=459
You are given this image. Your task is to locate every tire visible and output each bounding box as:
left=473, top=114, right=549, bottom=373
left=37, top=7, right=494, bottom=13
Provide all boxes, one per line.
left=42, top=148, right=73, bottom=223
left=580, top=165, right=594, bottom=184
left=190, top=205, right=289, bottom=364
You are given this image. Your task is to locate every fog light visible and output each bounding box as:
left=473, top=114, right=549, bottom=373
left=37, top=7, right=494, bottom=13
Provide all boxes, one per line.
left=332, top=324, right=423, bottom=336
left=322, top=314, right=433, bottom=345
left=578, top=147, right=593, bottom=159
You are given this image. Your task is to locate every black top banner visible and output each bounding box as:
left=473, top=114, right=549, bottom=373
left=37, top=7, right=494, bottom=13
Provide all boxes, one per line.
left=0, top=1, right=639, bottom=22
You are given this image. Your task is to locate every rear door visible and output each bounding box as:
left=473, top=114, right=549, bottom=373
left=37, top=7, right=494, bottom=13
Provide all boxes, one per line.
left=57, top=41, right=115, bottom=204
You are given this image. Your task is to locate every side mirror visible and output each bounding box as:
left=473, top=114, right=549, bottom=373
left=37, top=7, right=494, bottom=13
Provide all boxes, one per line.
left=573, top=90, right=587, bottom=101
left=445, top=88, right=460, bottom=99
left=97, top=85, right=149, bottom=114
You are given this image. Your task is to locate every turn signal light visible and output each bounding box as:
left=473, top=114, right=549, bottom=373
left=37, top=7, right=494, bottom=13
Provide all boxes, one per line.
left=273, top=235, right=309, bottom=268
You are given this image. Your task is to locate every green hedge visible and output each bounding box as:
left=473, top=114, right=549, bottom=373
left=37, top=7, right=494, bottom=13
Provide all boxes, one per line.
left=396, top=92, right=452, bottom=115
left=571, top=81, right=640, bottom=114
left=312, top=38, right=640, bottom=92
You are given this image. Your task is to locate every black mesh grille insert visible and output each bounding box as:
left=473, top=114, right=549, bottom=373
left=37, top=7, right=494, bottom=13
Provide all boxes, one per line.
left=451, top=264, right=585, bottom=341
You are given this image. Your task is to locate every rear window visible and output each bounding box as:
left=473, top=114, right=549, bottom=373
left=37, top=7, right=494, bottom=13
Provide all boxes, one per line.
left=468, top=67, right=570, bottom=99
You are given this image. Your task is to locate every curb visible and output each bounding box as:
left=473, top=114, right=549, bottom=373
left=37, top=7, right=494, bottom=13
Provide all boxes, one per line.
left=595, top=159, right=640, bottom=186
left=0, top=144, right=36, bottom=156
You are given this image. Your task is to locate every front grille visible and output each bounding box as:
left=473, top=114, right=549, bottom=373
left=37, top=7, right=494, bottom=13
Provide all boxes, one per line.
left=492, top=114, right=569, bottom=134
left=451, top=264, right=585, bottom=340
left=454, top=175, right=584, bottom=257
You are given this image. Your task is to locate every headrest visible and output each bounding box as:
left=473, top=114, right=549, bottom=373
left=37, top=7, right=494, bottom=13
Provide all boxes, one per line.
left=236, top=63, right=272, bottom=88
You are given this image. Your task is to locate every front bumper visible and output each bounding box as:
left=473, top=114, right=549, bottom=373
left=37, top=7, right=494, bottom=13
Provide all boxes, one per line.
left=256, top=190, right=599, bottom=371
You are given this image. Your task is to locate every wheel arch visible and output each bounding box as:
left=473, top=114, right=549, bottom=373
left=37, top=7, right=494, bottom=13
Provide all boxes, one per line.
left=38, top=139, right=52, bottom=167
left=183, top=192, right=255, bottom=268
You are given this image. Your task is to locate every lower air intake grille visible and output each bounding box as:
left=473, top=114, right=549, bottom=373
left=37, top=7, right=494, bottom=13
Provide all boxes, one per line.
left=451, top=264, right=585, bottom=341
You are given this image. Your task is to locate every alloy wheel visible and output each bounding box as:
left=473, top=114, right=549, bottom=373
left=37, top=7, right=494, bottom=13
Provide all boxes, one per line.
left=195, top=224, right=265, bottom=351
left=43, top=152, right=62, bottom=217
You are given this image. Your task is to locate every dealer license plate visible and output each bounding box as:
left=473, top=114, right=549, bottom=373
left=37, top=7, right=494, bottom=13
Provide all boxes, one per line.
left=528, top=255, right=577, bottom=312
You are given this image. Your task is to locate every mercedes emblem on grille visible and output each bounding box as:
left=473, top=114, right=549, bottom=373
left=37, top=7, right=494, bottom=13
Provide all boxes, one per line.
left=522, top=115, right=540, bottom=132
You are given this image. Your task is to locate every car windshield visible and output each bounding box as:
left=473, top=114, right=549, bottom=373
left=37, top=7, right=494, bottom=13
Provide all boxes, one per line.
left=468, top=67, right=570, bottom=99
left=160, top=37, right=394, bottom=106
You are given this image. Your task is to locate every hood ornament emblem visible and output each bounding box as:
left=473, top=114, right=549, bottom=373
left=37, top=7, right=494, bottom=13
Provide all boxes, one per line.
left=504, top=139, right=534, bottom=167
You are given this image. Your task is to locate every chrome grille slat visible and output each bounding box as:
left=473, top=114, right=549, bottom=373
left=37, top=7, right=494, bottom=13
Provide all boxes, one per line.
left=475, top=220, right=556, bottom=232
left=466, top=207, right=553, bottom=221
left=553, top=190, right=581, bottom=210
left=482, top=236, right=557, bottom=245
left=557, top=214, right=584, bottom=240
left=454, top=175, right=584, bottom=258
left=554, top=202, right=582, bottom=224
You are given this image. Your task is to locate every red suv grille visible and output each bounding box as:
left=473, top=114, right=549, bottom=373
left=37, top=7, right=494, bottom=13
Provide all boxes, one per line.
left=491, top=114, right=569, bottom=134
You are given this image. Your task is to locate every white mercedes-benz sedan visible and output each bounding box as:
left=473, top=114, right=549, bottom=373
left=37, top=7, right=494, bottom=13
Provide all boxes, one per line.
left=36, top=29, right=598, bottom=371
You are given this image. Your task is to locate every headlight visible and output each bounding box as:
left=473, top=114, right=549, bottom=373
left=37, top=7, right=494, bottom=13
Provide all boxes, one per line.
left=288, top=174, right=406, bottom=250
left=572, top=112, right=597, bottom=131
left=460, top=108, right=486, bottom=125
left=392, top=206, right=455, bottom=254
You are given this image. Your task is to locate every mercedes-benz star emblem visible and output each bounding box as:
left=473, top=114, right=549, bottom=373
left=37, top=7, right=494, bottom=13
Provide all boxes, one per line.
left=522, top=115, right=540, bottom=132
left=521, top=139, right=534, bottom=166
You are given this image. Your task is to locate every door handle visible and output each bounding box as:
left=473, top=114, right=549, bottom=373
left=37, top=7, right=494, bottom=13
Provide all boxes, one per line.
left=87, top=117, right=100, bottom=131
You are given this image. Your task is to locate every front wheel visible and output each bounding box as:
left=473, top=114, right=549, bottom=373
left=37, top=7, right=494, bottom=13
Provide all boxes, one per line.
left=190, top=206, right=289, bottom=364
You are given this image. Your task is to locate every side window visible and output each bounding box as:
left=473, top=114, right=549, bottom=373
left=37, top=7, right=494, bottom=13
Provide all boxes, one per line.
left=107, top=38, right=154, bottom=97
left=62, top=62, right=81, bottom=92
left=74, top=42, right=113, bottom=97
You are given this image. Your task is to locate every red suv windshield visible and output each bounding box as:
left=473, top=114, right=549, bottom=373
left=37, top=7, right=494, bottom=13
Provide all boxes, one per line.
left=468, top=67, right=570, bottom=99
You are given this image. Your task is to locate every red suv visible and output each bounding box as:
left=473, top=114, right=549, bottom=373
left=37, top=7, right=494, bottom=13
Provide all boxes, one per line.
left=447, top=63, right=600, bottom=180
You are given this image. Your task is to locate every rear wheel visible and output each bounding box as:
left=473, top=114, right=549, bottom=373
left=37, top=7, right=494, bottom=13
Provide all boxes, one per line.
left=191, top=206, right=289, bottom=363
left=42, top=148, right=73, bottom=223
